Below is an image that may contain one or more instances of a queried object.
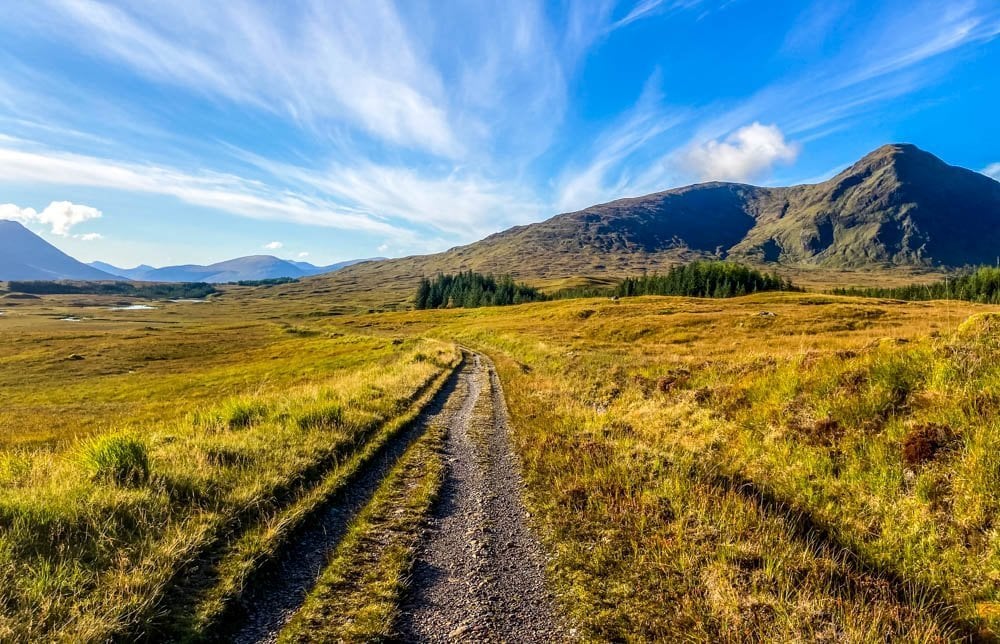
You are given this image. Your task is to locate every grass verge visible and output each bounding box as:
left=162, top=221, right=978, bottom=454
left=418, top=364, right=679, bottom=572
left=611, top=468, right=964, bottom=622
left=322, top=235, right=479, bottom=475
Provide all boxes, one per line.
left=0, top=337, right=460, bottom=642
left=277, top=418, right=446, bottom=642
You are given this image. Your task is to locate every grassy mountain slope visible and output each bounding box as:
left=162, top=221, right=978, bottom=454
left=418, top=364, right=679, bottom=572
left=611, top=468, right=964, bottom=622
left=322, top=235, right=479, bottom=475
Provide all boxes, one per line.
left=731, top=144, right=1000, bottom=266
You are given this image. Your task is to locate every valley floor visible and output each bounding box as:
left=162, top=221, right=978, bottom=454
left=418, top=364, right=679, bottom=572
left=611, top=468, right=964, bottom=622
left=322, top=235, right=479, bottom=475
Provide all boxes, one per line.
left=1, top=289, right=998, bottom=641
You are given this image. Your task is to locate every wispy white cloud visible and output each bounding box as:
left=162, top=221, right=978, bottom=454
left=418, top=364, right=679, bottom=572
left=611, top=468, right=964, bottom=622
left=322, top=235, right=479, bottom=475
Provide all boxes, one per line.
left=555, top=75, right=686, bottom=211
left=709, top=0, right=1000, bottom=141
left=0, top=200, right=102, bottom=235
left=984, top=163, right=1000, bottom=181
left=76, top=232, right=103, bottom=241
left=297, top=251, right=309, bottom=258
left=234, top=145, right=543, bottom=238
left=0, top=144, right=401, bottom=235
left=263, top=241, right=283, bottom=250
left=19, top=0, right=460, bottom=157
left=681, top=122, right=799, bottom=183
left=610, top=0, right=705, bottom=30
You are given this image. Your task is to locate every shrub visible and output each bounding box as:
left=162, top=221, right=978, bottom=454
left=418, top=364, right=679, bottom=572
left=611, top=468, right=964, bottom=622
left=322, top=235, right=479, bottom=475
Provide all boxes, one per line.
left=79, top=434, right=150, bottom=486
left=297, top=403, right=345, bottom=430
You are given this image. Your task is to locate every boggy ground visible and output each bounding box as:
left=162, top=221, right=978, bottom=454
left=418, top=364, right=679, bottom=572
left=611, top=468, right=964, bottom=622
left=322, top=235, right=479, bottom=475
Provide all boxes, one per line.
left=3, top=288, right=1000, bottom=641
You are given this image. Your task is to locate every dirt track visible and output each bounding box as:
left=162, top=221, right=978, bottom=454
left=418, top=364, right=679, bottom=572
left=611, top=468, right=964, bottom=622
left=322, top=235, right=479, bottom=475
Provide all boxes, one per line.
left=229, top=353, right=564, bottom=642
left=398, top=353, right=563, bottom=642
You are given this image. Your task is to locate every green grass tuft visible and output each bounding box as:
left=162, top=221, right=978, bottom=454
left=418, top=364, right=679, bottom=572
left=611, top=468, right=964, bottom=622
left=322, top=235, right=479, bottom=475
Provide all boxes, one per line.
left=78, top=434, right=150, bottom=486
left=222, top=399, right=269, bottom=429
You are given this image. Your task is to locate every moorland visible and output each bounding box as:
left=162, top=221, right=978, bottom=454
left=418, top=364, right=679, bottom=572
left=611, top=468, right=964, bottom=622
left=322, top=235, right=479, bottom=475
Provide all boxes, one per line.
left=1, top=276, right=999, bottom=641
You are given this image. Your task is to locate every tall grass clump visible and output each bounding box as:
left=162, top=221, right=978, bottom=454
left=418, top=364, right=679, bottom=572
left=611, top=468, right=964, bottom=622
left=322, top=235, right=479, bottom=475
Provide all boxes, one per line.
left=221, top=398, right=269, bottom=429
left=78, top=434, right=150, bottom=486
left=296, top=403, right=345, bottom=430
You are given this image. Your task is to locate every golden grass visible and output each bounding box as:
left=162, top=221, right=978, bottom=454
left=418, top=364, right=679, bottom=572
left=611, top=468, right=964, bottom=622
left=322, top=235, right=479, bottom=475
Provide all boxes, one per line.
left=0, top=292, right=460, bottom=641
left=2, top=285, right=998, bottom=640
left=337, top=292, right=999, bottom=639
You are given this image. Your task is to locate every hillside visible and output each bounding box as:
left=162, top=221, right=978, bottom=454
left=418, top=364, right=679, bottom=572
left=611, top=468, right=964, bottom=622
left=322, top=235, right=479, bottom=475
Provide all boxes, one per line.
left=0, top=221, right=119, bottom=281
left=285, top=144, right=999, bottom=307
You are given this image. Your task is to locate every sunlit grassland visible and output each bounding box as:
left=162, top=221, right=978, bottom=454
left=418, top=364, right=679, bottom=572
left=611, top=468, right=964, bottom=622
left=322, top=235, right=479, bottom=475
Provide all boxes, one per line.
left=0, top=292, right=460, bottom=641
left=0, top=292, right=405, bottom=446
left=3, top=284, right=999, bottom=641
left=340, top=292, right=999, bottom=640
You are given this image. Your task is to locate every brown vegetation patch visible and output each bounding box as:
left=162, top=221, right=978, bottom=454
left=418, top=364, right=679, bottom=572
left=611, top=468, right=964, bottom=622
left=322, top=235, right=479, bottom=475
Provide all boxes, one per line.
left=901, top=423, right=958, bottom=467
left=657, top=368, right=691, bottom=393
left=805, top=417, right=844, bottom=447
left=838, top=369, right=868, bottom=393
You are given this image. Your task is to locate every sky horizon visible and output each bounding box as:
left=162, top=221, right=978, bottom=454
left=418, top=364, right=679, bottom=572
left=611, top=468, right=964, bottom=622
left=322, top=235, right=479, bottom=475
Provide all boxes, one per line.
left=0, top=0, right=998, bottom=268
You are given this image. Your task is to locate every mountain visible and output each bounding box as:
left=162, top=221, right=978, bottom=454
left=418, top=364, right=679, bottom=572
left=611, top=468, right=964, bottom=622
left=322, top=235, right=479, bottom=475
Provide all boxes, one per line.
left=133, top=255, right=308, bottom=283
left=0, top=221, right=120, bottom=281
left=292, top=144, right=1000, bottom=305
left=291, top=258, right=383, bottom=274
left=729, top=144, right=1000, bottom=266
left=88, top=261, right=155, bottom=280
left=89, top=256, right=386, bottom=283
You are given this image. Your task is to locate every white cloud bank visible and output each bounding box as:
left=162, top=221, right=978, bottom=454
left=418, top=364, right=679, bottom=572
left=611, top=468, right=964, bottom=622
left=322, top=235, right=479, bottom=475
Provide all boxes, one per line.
left=984, top=163, right=1000, bottom=181
left=0, top=200, right=102, bottom=235
left=682, top=122, right=799, bottom=183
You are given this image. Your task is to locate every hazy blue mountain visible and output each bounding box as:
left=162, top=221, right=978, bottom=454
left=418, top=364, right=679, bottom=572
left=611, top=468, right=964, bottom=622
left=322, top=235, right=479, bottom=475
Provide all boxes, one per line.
left=88, top=255, right=387, bottom=283
left=0, top=221, right=120, bottom=281
left=87, top=261, right=155, bottom=280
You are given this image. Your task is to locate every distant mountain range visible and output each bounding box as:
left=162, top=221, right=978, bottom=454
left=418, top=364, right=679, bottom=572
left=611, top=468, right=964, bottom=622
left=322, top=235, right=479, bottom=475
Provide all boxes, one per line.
left=0, top=221, right=380, bottom=282
left=301, top=144, right=1000, bottom=302
left=88, top=256, right=381, bottom=283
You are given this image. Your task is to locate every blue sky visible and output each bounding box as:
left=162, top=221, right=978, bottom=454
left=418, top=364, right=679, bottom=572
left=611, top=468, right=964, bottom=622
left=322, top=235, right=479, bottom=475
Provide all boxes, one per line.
left=0, top=0, right=998, bottom=268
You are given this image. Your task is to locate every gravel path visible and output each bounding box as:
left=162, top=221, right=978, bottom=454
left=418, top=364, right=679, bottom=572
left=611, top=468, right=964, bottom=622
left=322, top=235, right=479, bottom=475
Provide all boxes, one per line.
left=227, top=358, right=471, bottom=644
left=398, top=354, right=565, bottom=643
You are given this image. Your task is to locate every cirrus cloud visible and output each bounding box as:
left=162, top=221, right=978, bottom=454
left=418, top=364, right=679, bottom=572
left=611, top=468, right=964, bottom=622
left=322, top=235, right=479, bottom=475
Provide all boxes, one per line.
left=263, top=241, right=283, bottom=250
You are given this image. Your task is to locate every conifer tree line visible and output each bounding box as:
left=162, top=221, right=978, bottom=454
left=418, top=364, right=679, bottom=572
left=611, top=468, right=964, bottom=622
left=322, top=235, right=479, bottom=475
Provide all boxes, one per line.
left=414, top=271, right=545, bottom=309
left=7, top=281, right=217, bottom=299
left=415, top=262, right=797, bottom=309
left=614, top=261, right=795, bottom=298
left=832, top=266, right=1000, bottom=303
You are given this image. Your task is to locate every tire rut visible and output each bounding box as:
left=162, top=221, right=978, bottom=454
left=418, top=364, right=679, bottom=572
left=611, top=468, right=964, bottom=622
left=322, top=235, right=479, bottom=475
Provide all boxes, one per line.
left=223, top=356, right=474, bottom=644
left=398, top=353, right=565, bottom=643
